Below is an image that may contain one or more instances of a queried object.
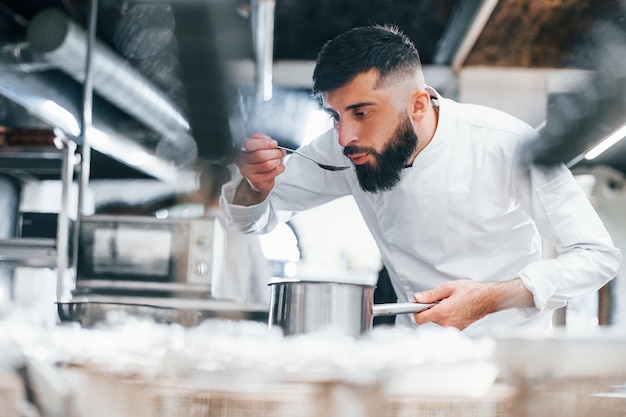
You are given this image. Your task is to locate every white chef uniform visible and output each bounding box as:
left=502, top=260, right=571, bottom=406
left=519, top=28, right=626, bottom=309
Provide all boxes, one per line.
left=220, top=88, right=621, bottom=337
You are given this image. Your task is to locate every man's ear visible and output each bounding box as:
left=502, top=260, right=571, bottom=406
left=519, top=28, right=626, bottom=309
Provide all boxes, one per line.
left=407, top=90, right=430, bottom=122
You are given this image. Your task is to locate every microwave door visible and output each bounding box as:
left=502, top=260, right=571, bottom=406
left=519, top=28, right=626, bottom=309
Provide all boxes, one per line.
left=92, top=226, right=172, bottom=277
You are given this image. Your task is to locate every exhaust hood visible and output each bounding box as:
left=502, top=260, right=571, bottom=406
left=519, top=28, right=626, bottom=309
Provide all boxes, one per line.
left=0, top=0, right=252, bottom=182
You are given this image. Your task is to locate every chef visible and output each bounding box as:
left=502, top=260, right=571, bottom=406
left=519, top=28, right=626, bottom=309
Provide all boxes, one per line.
left=220, top=24, right=621, bottom=337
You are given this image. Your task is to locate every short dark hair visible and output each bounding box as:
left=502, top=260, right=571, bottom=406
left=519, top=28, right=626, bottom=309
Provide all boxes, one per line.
left=312, top=24, right=422, bottom=96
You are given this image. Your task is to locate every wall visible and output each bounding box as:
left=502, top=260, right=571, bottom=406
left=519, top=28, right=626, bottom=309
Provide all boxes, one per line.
left=459, top=66, right=593, bottom=128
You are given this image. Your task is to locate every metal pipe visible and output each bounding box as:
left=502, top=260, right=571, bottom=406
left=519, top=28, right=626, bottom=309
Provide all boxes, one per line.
left=0, top=42, right=55, bottom=73
left=26, top=7, right=197, bottom=156
left=451, top=0, right=499, bottom=73
left=70, top=0, right=99, bottom=292
left=251, top=0, right=275, bottom=101
left=55, top=132, right=76, bottom=303
left=433, top=0, right=485, bottom=66
left=0, top=70, right=82, bottom=136
left=0, top=69, right=179, bottom=182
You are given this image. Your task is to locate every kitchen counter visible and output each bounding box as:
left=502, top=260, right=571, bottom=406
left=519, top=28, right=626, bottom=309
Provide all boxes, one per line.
left=1, top=312, right=625, bottom=417
left=494, top=330, right=626, bottom=417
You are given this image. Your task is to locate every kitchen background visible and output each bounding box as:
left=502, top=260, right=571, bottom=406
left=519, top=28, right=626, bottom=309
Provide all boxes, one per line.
left=1, top=2, right=626, bottom=416
left=0, top=0, right=625, bottom=328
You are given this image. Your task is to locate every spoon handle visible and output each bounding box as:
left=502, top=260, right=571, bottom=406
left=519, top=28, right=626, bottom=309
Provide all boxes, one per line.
left=275, top=145, right=350, bottom=171
left=276, top=145, right=316, bottom=163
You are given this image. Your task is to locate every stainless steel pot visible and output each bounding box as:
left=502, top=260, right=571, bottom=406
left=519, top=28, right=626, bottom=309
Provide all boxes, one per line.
left=268, top=279, right=434, bottom=337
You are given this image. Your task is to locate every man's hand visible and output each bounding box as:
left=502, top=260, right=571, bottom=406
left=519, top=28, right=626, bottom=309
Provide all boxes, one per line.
left=233, top=133, right=286, bottom=206
left=412, top=278, right=535, bottom=330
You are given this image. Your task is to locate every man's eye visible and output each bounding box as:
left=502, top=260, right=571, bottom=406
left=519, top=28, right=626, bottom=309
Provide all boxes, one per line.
left=355, top=111, right=368, bottom=119
left=328, top=113, right=339, bottom=123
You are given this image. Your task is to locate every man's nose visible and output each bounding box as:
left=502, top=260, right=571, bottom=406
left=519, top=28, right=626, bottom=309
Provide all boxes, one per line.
left=336, top=121, right=358, bottom=147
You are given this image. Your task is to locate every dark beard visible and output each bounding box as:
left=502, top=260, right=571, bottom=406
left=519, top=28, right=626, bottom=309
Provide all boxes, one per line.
left=344, top=113, right=418, bottom=193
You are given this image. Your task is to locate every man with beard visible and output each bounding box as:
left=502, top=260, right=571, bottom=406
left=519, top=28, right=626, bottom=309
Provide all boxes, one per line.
left=219, top=24, right=620, bottom=336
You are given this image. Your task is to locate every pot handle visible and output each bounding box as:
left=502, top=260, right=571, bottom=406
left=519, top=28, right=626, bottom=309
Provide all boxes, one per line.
left=372, top=302, right=436, bottom=317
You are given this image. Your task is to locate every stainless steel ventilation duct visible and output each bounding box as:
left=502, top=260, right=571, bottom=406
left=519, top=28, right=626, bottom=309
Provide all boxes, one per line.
left=251, top=0, right=276, bottom=101
left=25, top=7, right=197, bottom=164
left=0, top=56, right=179, bottom=182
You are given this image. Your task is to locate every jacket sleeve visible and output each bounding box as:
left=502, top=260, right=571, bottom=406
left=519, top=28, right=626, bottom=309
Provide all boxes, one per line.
left=219, top=130, right=352, bottom=235
left=513, top=161, right=622, bottom=315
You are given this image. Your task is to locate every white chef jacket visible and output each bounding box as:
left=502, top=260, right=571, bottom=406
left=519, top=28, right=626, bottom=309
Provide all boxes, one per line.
left=220, top=88, right=621, bottom=337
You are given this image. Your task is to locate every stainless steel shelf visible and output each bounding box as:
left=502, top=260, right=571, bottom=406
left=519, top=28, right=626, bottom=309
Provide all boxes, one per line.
left=0, top=146, right=65, bottom=181
left=0, top=238, right=57, bottom=268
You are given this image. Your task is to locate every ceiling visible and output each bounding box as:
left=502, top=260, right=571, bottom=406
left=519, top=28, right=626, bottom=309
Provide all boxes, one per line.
left=0, top=0, right=625, bottom=181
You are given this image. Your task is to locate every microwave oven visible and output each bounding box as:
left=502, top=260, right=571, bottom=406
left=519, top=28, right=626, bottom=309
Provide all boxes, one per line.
left=75, top=214, right=225, bottom=298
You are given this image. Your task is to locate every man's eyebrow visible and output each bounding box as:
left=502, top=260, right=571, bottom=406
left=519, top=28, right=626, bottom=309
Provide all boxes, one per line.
left=345, top=102, right=375, bottom=111
left=323, top=102, right=374, bottom=114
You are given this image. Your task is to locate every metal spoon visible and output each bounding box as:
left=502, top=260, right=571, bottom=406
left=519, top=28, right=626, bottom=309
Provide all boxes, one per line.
left=276, top=145, right=351, bottom=171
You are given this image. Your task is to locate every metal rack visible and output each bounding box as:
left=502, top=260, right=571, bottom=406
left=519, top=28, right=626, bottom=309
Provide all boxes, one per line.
left=0, top=0, right=95, bottom=304
left=0, top=146, right=66, bottom=180
left=0, top=138, right=67, bottom=269
left=0, top=134, right=76, bottom=301
left=0, top=238, right=57, bottom=268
